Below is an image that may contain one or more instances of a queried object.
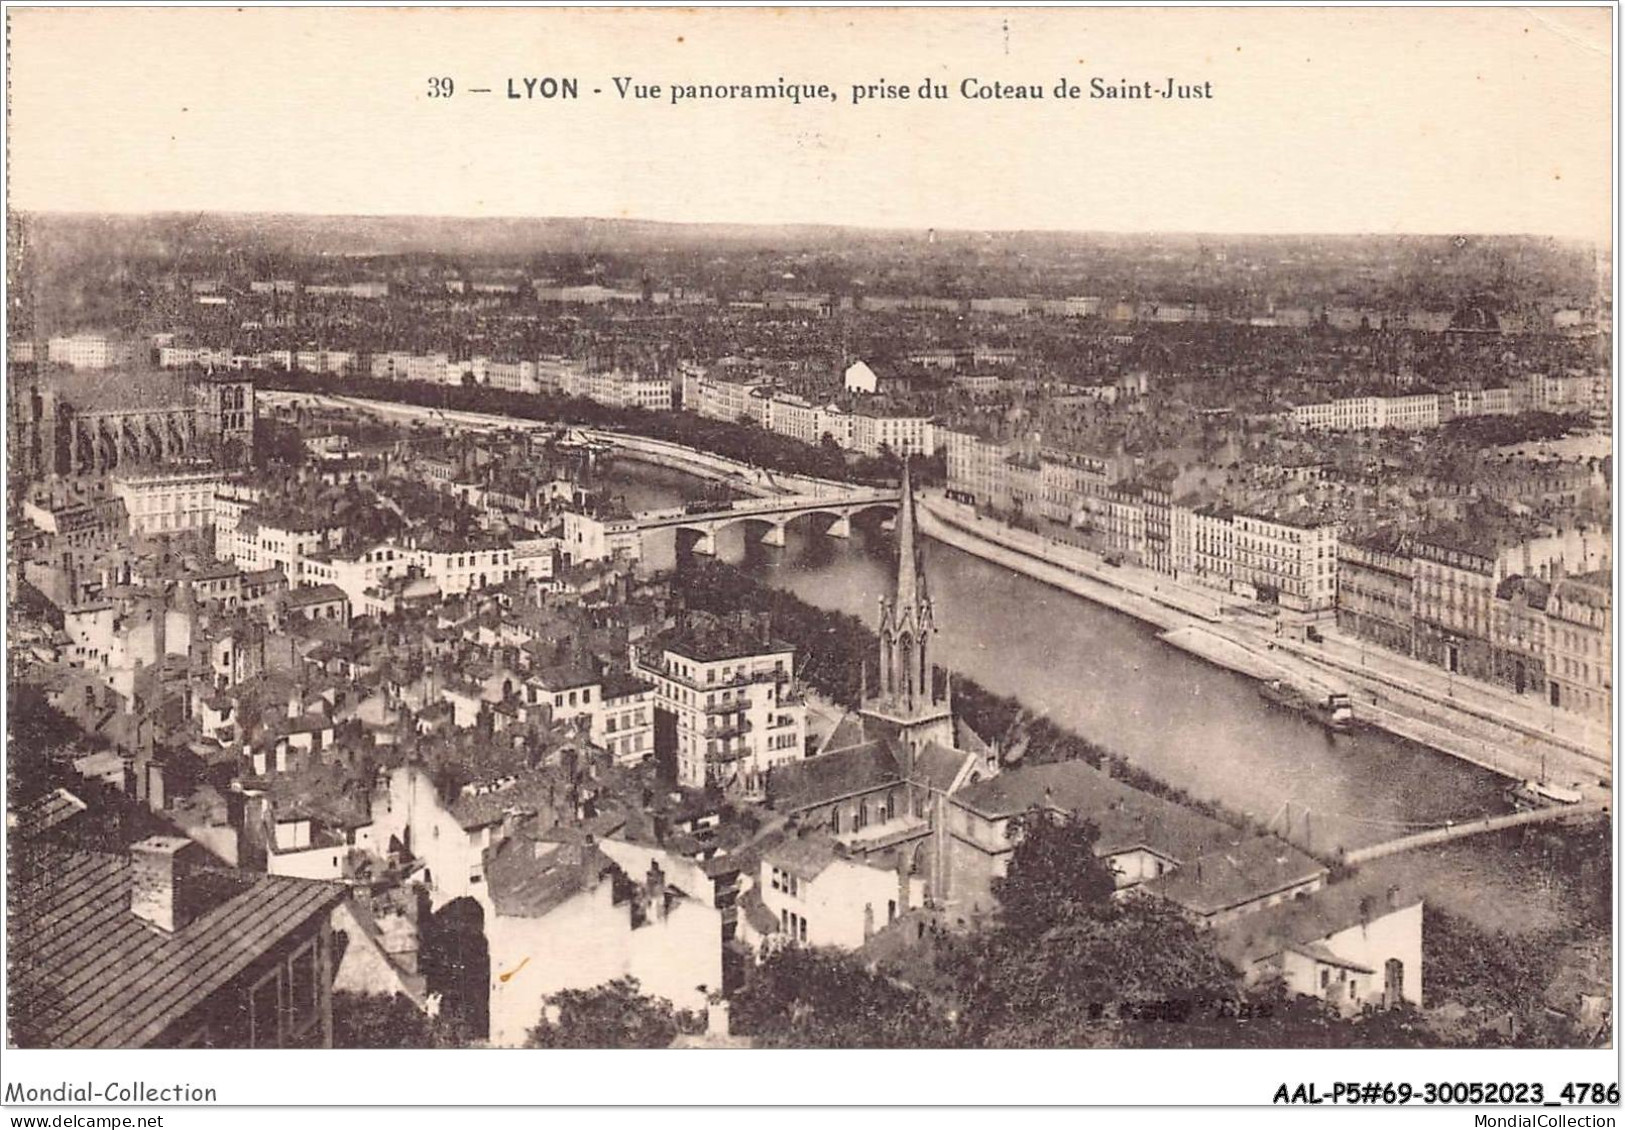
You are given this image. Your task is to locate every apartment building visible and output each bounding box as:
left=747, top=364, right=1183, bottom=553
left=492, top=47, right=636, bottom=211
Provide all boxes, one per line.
left=850, top=411, right=936, bottom=458
left=1546, top=571, right=1611, bottom=724
left=1410, top=533, right=1499, bottom=679
left=1233, top=512, right=1339, bottom=613
left=111, top=468, right=231, bottom=538
left=631, top=617, right=807, bottom=793
left=47, top=334, right=138, bottom=370
left=1336, top=532, right=1414, bottom=654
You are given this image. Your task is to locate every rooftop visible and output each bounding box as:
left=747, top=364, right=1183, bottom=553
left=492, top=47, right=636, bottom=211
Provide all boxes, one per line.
left=1216, top=874, right=1421, bottom=972
left=954, top=761, right=1325, bottom=915
left=655, top=616, right=793, bottom=665
left=483, top=836, right=617, bottom=918
left=39, top=368, right=190, bottom=412
left=768, top=740, right=901, bottom=814
left=8, top=840, right=345, bottom=1048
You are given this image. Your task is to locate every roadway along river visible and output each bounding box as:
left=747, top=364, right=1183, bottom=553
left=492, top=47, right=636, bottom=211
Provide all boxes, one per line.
left=604, top=461, right=1513, bottom=859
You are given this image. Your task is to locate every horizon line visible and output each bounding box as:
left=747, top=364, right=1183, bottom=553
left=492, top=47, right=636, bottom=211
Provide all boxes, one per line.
left=10, top=208, right=1606, bottom=246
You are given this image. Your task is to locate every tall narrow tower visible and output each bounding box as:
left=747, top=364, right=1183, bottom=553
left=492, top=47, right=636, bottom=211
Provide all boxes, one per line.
left=861, top=462, right=955, bottom=757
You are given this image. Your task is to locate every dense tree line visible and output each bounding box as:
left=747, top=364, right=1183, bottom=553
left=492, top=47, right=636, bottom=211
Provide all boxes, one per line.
left=257, top=368, right=946, bottom=488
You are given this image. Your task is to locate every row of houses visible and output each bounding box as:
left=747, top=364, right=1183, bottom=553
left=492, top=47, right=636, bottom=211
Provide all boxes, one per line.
left=945, top=430, right=1341, bottom=612
left=1290, top=373, right=1602, bottom=432
left=1338, top=527, right=1612, bottom=724
left=681, top=363, right=942, bottom=458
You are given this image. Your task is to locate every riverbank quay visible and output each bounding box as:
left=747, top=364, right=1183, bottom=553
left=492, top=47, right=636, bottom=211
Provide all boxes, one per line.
left=917, top=492, right=1610, bottom=801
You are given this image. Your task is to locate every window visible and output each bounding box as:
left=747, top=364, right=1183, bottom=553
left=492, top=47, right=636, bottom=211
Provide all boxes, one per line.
left=288, top=941, right=319, bottom=1037
left=249, top=968, right=283, bottom=1048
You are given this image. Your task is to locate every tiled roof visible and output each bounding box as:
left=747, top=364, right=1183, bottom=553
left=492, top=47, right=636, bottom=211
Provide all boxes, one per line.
left=1496, top=574, right=1551, bottom=606
left=9, top=841, right=346, bottom=1048
left=7, top=788, right=89, bottom=840
left=767, top=741, right=902, bottom=814
left=287, top=584, right=348, bottom=606
left=816, top=713, right=869, bottom=756
left=1553, top=573, right=1611, bottom=611
left=655, top=621, right=793, bottom=664
left=954, top=761, right=1326, bottom=917
left=763, top=834, right=839, bottom=882
left=1140, top=836, right=1327, bottom=918
left=447, top=770, right=569, bottom=831
left=1216, top=876, right=1421, bottom=971
left=484, top=836, right=617, bottom=918
left=910, top=742, right=974, bottom=796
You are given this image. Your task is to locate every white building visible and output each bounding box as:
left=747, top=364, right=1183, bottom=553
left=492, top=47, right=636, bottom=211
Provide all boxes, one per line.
left=411, top=539, right=514, bottom=595
left=594, top=673, right=655, bottom=766
left=560, top=511, right=641, bottom=566
left=632, top=618, right=807, bottom=792
left=484, top=838, right=721, bottom=1047
left=297, top=542, right=412, bottom=612
left=850, top=412, right=937, bottom=458
left=758, top=834, right=920, bottom=949
left=111, top=468, right=230, bottom=537
left=47, top=334, right=137, bottom=370
left=843, top=360, right=880, bottom=395
left=1221, top=883, right=1422, bottom=1015
left=1232, top=511, right=1339, bottom=612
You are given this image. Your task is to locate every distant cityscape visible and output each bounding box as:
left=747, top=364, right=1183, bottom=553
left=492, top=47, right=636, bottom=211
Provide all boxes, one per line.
left=7, top=216, right=1611, bottom=1051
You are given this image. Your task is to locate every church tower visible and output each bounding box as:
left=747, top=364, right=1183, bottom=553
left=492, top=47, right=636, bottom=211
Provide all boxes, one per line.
left=861, top=462, right=955, bottom=757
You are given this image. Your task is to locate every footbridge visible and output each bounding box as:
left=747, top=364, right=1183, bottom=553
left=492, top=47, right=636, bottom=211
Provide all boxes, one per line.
left=633, top=490, right=902, bottom=554
left=1342, top=799, right=1609, bottom=868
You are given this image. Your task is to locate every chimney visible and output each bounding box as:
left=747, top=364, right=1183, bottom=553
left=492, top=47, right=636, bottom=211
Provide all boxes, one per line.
left=145, top=759, right=166, bottom=812
left=130, top=836, right=197, bottom=933
left=646, top=861, right=666, bottom=903
left=1386, top=884, right=1400, bottom=910
left=287, top=689, right=302, bottom=720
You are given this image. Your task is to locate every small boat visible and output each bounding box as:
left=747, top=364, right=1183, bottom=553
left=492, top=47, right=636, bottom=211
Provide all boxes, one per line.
left=1258, top=680, right=1356, bottom=732
left=1507, top=779, right=1584, bottom=811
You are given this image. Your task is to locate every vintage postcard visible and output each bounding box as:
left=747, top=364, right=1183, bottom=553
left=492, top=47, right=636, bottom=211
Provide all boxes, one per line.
left=1, top=2, right=1615, bottom=1118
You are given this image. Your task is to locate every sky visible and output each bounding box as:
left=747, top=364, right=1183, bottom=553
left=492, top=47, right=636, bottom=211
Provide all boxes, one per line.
left=6, top=6, right=1614, bottom=241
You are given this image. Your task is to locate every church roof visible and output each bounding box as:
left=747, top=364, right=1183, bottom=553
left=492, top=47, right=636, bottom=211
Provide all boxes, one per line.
left=766, top=741, right=902, bottom=814
left=816, top=712, right=870, bottom=757
left=911, top=741, right=977, bottom=795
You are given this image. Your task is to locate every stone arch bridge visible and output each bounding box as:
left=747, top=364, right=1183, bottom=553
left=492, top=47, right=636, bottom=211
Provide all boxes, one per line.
left=633, top=490, right=902, bottom=555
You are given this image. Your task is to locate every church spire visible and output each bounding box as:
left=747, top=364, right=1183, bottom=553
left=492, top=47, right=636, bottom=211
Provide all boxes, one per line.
left=894, top=459, right=919, bottom=614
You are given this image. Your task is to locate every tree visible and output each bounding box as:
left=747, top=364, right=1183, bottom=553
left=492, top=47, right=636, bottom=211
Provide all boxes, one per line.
left=732, top=947, right=955, bottom=1048
left=523, top=977, right=695, bottom=1048
left=945, top=812, right=1240, bottom=1048
left=419, top=896, right=490, bottom=1040
left=990, top=810, right=1118, bottom=943
left=331, top=991, right=471, bottom=1049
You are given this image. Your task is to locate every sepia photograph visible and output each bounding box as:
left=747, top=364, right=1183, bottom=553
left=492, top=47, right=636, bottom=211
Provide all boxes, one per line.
left=0, top=2, right=1616, bottom=1115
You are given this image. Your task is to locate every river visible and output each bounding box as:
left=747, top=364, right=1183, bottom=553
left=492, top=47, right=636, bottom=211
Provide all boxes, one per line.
left=602, top=459, right=1513, bottom=860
